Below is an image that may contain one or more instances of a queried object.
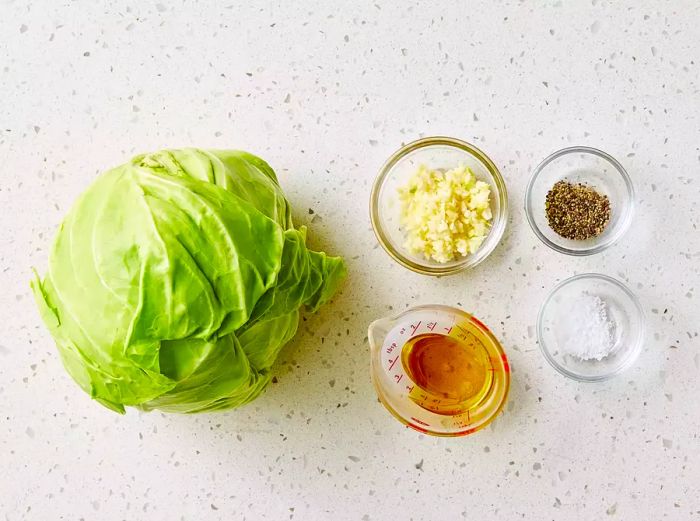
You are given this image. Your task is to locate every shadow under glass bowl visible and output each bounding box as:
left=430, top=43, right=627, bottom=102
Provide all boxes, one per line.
left=370, top=136, right=508, bottom=276
left=524, top=146, right=634, bottom=255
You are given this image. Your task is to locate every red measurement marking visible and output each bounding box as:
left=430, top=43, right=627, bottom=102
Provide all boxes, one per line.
left=406, top=385, right=414, bottom=393
left=400, top=327, right=406, bottom=335
left=410, top=321, right=422, bottom=335
left=443, top=326, right=452, bottom=334
left=501, top=353, right=510, bottom=372
left=488, top=357, right=498, bottom=372
left=427, top=321, right=437, bottom=331
left=467, top=410, right=471, bottom=421
left=388, top=356, right=399, bottom=371
left=411, top=416, right=430, bottom=427
left=394, top=374, right=403, bottom=383
left=471, top=316, right=490, bottom=332
left=406, top=424, right=429, bottom=434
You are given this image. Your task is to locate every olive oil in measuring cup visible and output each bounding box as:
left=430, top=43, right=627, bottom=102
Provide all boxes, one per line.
left=368, top=305, right=510, bottom=437
left=401, top=332, right=491, bottom=415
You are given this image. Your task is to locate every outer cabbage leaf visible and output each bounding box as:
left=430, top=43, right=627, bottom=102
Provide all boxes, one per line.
left=31, top=149, right=345, bottom=413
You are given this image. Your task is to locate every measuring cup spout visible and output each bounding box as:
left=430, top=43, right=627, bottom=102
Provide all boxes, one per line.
left=367, top=317, right=393, bottom=354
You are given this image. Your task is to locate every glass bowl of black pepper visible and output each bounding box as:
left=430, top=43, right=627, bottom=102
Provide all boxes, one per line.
left=524, top=146, right=635, bottom=255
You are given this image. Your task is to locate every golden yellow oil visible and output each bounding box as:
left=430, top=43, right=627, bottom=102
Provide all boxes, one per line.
left=401, top=332, right=492, bottom=415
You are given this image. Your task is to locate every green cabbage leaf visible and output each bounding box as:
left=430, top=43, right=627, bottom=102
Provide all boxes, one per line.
left=31, top=149, right=346, bottom=413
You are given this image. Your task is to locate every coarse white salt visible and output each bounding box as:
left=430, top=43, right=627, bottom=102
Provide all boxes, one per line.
left=555, top=292, right=615, bottom=360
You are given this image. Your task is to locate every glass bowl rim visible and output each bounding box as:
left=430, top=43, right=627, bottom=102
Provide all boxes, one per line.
left=524, top=145, right=635, bottom=256
left=536, top=272, right=646, bottom=382
left=370, top=136, right=508, bottom=276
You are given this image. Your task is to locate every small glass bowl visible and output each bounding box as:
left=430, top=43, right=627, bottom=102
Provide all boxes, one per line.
left=524, top=146, right=634, bottom=255
left=370, top=137, right=508, bottom=275
left=537, top=273, right=645, bottom=382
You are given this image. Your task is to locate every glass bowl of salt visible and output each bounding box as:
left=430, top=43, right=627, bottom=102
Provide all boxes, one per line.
left=537, top=273, right=645, bottom=382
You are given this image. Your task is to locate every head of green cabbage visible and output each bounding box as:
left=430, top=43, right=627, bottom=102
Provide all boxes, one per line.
left=31, top=149, right=346, bottom=413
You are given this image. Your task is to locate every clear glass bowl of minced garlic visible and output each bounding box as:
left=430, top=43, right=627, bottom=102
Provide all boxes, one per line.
left=370, top=136, right=508, bottom=275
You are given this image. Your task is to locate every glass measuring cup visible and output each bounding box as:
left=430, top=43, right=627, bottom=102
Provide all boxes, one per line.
left=368, top=305, right=510, bottom=437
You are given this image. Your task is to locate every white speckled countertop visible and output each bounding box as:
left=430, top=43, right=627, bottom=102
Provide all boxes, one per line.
left=1, top=1, right=699, bottom=519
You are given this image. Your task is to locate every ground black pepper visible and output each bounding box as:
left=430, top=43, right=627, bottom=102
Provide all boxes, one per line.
left=545, top=180, right=611, bottom=240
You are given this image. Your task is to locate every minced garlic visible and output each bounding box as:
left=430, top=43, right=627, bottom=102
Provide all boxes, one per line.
left=398, top=164, right=492, bottom=263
